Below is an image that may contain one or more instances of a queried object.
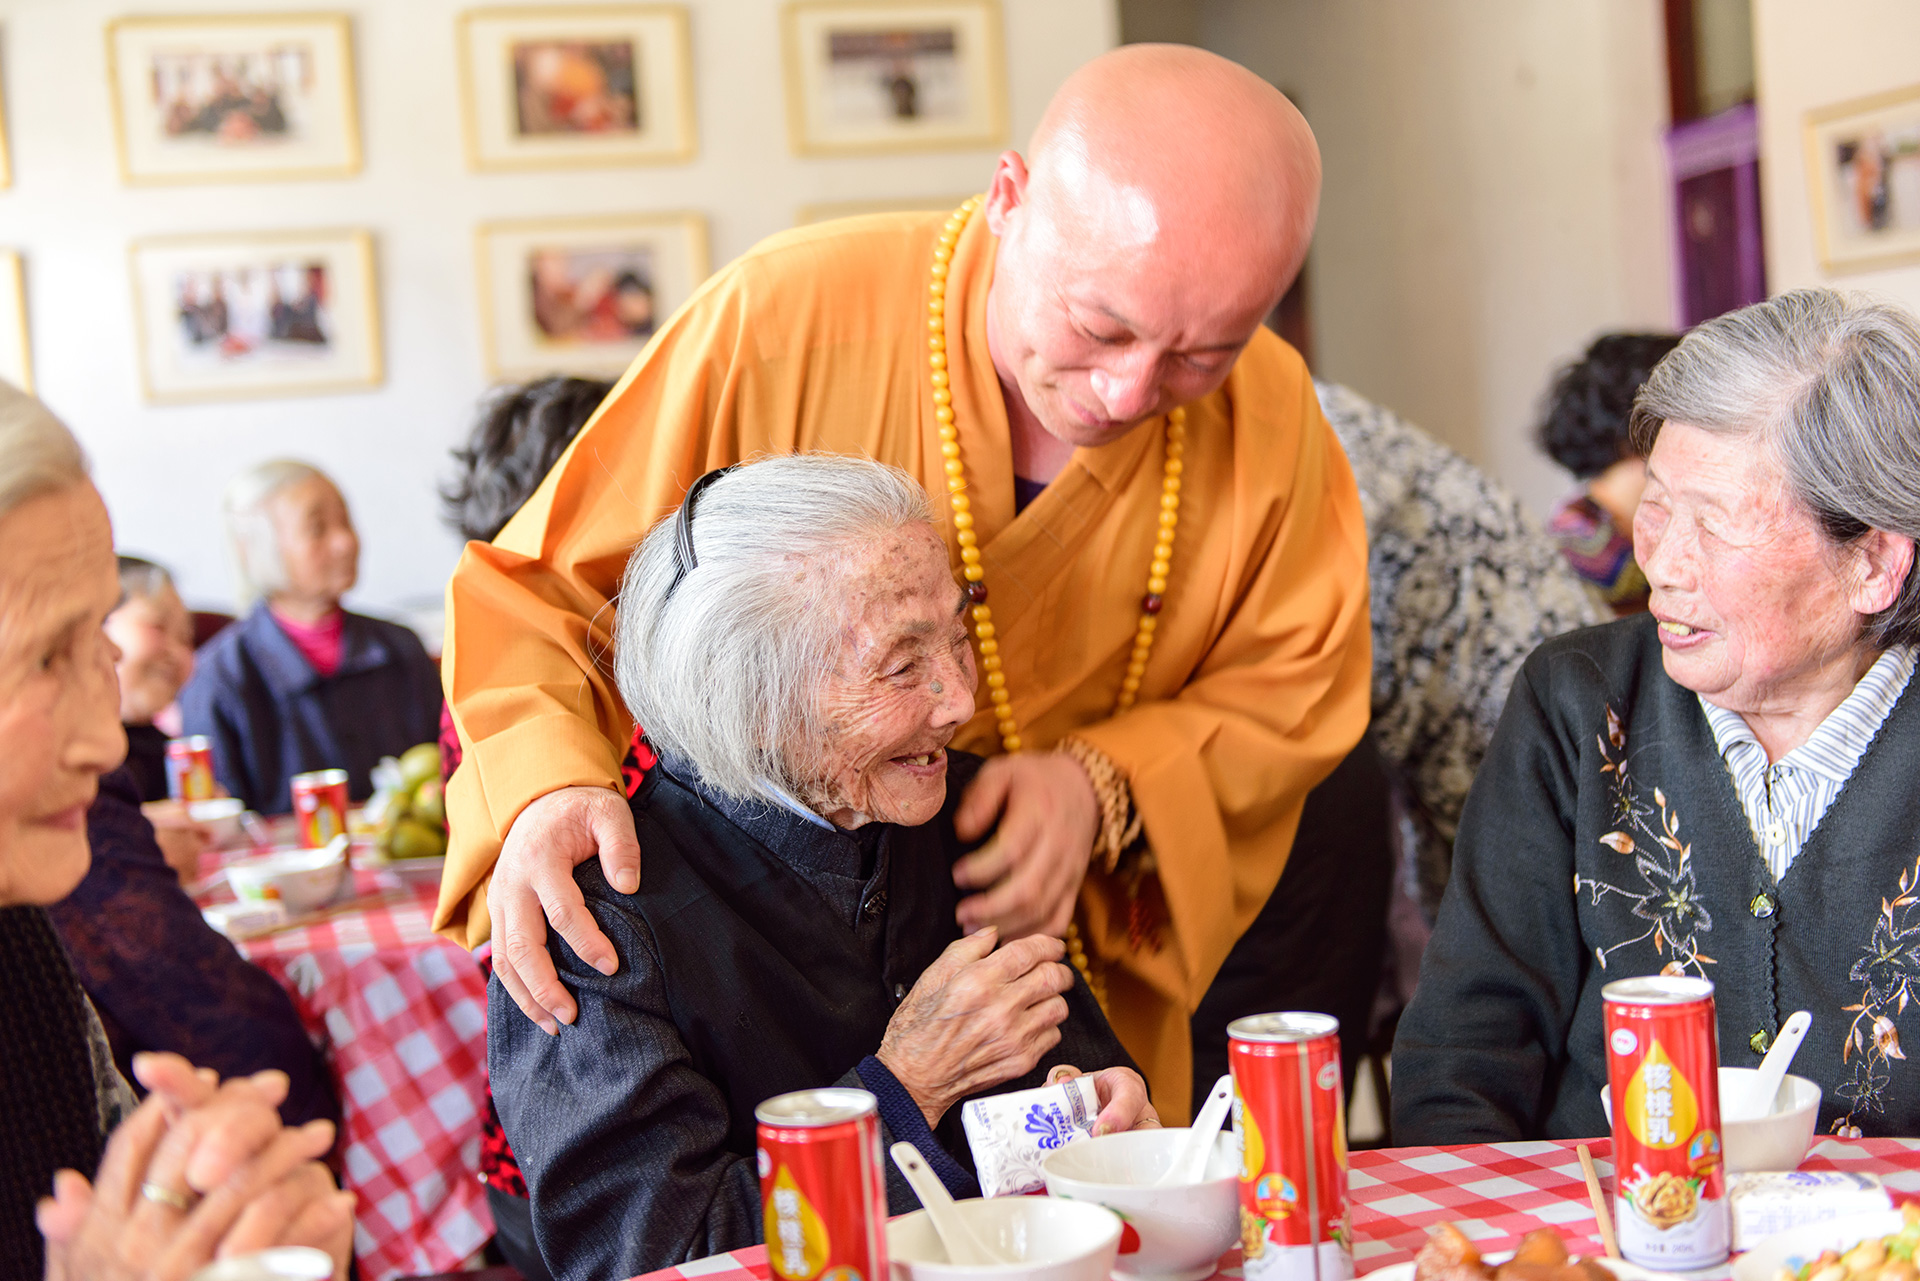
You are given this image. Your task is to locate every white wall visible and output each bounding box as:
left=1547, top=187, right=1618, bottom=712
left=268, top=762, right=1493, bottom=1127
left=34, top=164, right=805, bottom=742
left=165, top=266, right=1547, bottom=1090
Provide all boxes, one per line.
left=0, top=0, right=1117, bottom=626
left=1752, top=0, right=1920, bottom=308
left=1197, top=0, right=1676, bottom=515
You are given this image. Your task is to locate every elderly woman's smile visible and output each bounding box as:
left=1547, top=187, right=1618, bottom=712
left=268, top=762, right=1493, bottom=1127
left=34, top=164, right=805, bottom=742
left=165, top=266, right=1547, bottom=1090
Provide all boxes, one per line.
left=794, top=523, right=980, bottom=828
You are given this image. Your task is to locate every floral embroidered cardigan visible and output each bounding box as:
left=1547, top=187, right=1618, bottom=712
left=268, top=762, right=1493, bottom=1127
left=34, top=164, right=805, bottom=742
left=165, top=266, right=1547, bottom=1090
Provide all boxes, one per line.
left=1393, top=612, right=1920, bottom=1142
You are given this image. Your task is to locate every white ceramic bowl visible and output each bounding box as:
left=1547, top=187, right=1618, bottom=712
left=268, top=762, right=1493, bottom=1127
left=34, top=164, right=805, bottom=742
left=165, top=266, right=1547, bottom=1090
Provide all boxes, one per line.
left=225, top=841, right=348, bottom=915
left=1042, top=1128, right=1241, bottom=1281
left=188, top=1245, right=336, bottom=1280
left=188, top=797, right=249, bottom=848
left=1600, top=1066, right=1821, bottom=1172
left=1731, top=1210, right=1906, bottom=1281
left=887, top=1195, right=1121, bottom=1281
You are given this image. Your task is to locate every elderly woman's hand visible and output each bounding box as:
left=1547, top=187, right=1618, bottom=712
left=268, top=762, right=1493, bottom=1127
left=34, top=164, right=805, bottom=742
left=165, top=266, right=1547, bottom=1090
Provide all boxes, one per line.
left=1047, top=1064, right=1160, bottom=1135
left=37, top=1056, right=353, bottom=1281
left=142, top=800, right=214, bottom=882
left=876, top=926, right=1076, bottom=1127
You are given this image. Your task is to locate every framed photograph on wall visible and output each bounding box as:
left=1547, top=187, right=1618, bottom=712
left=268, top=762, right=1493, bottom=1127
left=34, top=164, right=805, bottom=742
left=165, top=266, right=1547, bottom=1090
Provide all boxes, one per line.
left=781, top=0, right=1005, bottom=156
left=1805, top=83, right=1920, bottom=274
left=795, top=193, right=975, bottom=224
left=476, top=213, right=708, bottom=379
left=0, top=252, right=31, bottom=393
left=129, top=229, right=382, bottom=403
left=457, top=6, right=696, bottom=171
left=105, top=13, right=361, bottom=185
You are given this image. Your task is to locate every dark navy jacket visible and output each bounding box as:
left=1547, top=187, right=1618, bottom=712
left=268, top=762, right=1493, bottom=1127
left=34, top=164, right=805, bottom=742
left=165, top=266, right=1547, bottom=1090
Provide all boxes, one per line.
left=179, top=603, right=442, bottom=814
left=45, top=768, right=339, bottom=1128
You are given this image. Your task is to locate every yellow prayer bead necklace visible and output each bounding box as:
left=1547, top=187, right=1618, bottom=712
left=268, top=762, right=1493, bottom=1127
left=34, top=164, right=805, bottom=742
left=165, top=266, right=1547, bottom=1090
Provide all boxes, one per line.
left=931, top=195, right=1187, bottom=996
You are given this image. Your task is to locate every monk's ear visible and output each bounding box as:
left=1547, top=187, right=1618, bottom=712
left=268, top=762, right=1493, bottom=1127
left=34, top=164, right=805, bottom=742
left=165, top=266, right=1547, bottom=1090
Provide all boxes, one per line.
left=1847, top=527, right=1915, bottom=618
left=983, top=151, right=1029, bottom=236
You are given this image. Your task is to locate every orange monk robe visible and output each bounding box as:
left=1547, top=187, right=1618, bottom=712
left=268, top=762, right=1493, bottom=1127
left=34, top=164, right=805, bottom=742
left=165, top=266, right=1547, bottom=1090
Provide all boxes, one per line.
left=436, top=208, right=1372, bottom=1122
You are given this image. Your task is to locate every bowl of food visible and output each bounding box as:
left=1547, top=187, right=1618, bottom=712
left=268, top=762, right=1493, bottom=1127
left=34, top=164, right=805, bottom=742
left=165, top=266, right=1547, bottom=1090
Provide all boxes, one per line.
left=1601, top=1067, right=1821, bottom=1173
left=1730, top=1206, right=1913, bottom=1281
left=224, top=837, right=348, bottom=916
left=1373, top=1223, right=1661, bottom=1281
left=887, top=1195, right=1121, bottom=1281
left=187, top=797, right=249, bottom=849
left=1041, top=1127, right=1240, bottom=1281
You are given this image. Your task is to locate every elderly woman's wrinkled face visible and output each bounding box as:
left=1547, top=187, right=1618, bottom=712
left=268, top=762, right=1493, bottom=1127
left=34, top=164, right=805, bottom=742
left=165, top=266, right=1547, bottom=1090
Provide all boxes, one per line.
left=105, top=582, right=194, bottom=725
left=270, top=475, right=359, bottom=608
left=0, top=483, right=128, bottom=906
left=793, top=523, right=979, bottom=828
left=1635, top=422, right=1881, bottom=718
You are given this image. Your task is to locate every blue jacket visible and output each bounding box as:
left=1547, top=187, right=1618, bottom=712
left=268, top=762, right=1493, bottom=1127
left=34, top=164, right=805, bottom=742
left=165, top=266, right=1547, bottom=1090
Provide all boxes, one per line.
left=45, top=768, right=339, bottom=1128
left=179, top=603, right=442, bottom=814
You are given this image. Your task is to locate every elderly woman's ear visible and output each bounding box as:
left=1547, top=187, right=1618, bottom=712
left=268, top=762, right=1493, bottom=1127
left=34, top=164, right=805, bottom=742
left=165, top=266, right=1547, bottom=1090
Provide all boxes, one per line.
left=1847, top=528, right=1917, bottom=618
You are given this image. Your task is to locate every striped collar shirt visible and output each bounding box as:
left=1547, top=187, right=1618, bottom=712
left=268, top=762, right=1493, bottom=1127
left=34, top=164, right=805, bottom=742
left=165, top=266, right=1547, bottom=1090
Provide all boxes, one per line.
left=1699, top=644, right=1917, bottom=881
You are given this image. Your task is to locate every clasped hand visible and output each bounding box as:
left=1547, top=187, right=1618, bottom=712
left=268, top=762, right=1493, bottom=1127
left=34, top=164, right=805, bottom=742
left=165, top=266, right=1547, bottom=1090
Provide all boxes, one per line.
left=490, top=751, right=1100, bottom=1031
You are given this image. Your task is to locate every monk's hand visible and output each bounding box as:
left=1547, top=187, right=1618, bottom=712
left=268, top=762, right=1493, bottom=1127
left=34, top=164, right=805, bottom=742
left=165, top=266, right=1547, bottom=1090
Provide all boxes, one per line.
left=493, top=784, right=642, bottom=1033
left=952, top=752, right=1097, bottom=939
left=876, top=926, right=1074, bottom=1128
left=1047, top=1064, right=1160, bottom=1135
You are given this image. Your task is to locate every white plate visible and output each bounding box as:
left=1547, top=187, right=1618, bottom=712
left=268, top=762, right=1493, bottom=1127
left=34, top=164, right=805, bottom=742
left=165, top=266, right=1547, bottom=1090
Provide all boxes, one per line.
left=1365, top=1249, right=1685, bottom=1281
left=1730, top=1210, right=1907, bottom=1281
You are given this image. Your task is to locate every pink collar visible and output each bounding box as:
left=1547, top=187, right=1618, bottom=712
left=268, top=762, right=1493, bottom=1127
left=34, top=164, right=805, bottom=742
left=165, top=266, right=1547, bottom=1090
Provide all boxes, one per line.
left=270, top=606, right=346, bottom=678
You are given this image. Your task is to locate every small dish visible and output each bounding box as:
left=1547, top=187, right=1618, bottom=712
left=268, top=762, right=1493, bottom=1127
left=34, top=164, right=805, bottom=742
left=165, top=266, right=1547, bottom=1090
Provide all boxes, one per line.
left=224, top=840, right=348, bottom=915
left=887, top=1195, right=1121, bottom=1281
left=1042, top=1127, right=1240, bottom=1280
left=1729, top=1210, right=1907, bottom=1281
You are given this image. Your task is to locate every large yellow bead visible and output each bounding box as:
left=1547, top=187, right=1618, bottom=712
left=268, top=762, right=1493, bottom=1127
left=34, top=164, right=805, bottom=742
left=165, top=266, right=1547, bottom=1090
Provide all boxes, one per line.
left=936, top=407, right=956, bottom=426
left=930, top=279, right=946, bottom=298
left=986, top=672, right=1005, bottom=690
left=941, top=440, right=960, bottom=459
left=1121, top=676, right=1142, bottom=695
left=1158, top=510, right=1177, bottom=528
left=1139, top=616, right=1158, bottom=633
left=962, top=564, right=984, bottom=581
left=930, top=370, right=949, bottom=389
left=929, top=333, right=945, bottom=350
left=978, top=637, right=998, bottom=656
left=928, top=297, right=945, bottom=316
left=959, top=546, right=980, bottom=565
left=949, top=490, right=968, bottom=511
left=1166, top=458, right=1184, bottom=476
left=944, top=459, right=965, bottom=478
left=1002, top=734, right=1023, bottom=752
left=990, top=688, right=1009, bottom=706
left=1150, top=559, right=1170, bottom=577
left=1126, top=660, right=1147, bottom=679
left=931, top=262, right=948, bottom=280
left=933, top=388, right=951, bottom=406
left=1164, top=476, right=1181, bottom=495
left=975, top=621, right=995, bottom=640
left=955, top=528, right=976, bottom=548
left=1161, top=493, right=1179, bottom=511
left=931, top=351, right=947, bottom=370
left=971, top=604, right=992, bottom=622
left=1147, top=575, right=1167, bottom=594
left=928, top=316, right=943, bottom=333
left=981, top=653, right=1001, bottom=671
left=933, top=244, right=953, bottom=262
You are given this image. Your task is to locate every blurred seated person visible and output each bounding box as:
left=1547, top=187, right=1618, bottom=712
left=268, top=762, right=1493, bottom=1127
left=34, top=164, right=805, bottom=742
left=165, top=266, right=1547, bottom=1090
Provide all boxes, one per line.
left=180, top=460, right=440, bottom=814
left=440, top=374, right=613, bottom=1281
left=105, top=555, right=214, bottom=881
left=491, top=456, right=1155, bottom=1281
left=0, top=380, right=351, bottom=1279
left=1537, top=332, right=1681, bottom=614
left=1395, top=290, right=1920, bottom=1142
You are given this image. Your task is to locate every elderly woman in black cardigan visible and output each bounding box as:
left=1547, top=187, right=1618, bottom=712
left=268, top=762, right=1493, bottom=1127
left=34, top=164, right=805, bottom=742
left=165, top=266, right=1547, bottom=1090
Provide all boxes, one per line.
left=1395, top=289, right=1920, bottom=1143
left=0, top=382, right=352, bottom=1279
left=491, top=455, right=1154, bottom=1281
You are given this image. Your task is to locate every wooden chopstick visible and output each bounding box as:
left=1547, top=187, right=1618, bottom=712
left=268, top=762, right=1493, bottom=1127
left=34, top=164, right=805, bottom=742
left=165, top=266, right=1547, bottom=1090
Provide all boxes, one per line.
left=1578, top=1143, right=1622, bottom=1261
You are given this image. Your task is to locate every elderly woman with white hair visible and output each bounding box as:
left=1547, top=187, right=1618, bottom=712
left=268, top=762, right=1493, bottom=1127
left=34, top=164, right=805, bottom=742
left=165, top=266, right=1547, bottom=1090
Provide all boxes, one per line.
left=1395, top=288, right=1920, bottom=1143
left=179, top=460, right=440, bottom=813
left=490, top=455, right=1153, bottom=1281
left=0, top=382, right=351, bottom=1279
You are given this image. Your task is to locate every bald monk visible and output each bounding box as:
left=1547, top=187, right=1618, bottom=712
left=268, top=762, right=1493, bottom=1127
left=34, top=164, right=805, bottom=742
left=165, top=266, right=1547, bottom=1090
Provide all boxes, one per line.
left=438, top=45, right=1371, bottom=1122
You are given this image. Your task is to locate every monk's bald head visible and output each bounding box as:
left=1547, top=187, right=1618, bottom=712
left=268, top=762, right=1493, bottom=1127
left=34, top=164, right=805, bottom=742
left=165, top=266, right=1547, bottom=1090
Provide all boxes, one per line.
left=1025, top=45, right=1319, bottom=296
left=982, top=46, right=1320, bottom=449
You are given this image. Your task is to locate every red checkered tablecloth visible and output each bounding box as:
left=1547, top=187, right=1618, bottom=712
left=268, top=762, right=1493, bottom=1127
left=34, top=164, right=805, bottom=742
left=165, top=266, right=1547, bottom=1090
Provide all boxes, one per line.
left=626, top=1137, right=1920, bottom=1281
left=233, top=863, right=494, bottom=1281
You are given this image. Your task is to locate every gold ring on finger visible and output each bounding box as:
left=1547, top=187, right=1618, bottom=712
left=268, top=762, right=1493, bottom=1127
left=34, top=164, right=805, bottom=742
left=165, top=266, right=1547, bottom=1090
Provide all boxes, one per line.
left=139, top=1180, right=198, bottom=1212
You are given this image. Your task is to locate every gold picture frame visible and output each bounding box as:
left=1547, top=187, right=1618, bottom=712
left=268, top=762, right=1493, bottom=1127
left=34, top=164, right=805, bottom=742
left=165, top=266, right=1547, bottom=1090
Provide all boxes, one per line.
left=105, top=12, right=362, bottom=186
left=781, top=0, right=1006, bottom=157
left=795, top=193, right=976, bottom=225
left=1804, top=82, right=1920, bottom=275
left=456, top=5, right=696, bottom=172
left=128, top=228, right=383, bottom=403
left=475, top=212, right=709, bottom=380
left=0, top=251, right=31, bottom=393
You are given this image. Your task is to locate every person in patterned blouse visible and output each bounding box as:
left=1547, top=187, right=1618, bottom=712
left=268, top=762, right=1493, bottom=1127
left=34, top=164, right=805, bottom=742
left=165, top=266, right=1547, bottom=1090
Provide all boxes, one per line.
left=1396, top=289, right=1920, bottom=1142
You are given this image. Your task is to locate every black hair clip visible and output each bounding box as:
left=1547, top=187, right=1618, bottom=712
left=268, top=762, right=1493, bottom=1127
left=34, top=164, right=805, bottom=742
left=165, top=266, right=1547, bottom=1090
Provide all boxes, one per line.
left=665, top=465, right=738, bottom=599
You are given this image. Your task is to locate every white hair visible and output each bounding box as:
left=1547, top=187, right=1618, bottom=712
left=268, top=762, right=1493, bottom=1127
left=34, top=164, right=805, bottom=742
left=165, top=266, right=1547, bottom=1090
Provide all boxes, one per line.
left=614, top=454, right=936, bottom=802
left=222, top=459, right=328, bottom=605
left=0, top=380, right=87, bottom=522
left=1632, top=287, right=1920, bottom=648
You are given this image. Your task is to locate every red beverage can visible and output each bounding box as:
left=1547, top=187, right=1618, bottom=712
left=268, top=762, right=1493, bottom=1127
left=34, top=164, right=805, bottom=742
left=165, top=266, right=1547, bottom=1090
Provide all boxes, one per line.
left=1603, top=975, right=1729, bottom=1269
left=290, top=769, right=350, bottom=847
left=1228, top=1013, right=1352, bottom=1281
left=755, top=1088, right=887, bottom=1281
left=165, top=736, right=217, bottom=802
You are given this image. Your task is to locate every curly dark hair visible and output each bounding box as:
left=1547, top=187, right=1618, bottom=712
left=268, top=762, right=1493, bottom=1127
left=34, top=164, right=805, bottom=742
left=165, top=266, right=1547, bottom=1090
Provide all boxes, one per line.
left=442, top=376, right=614, bottom=543
left=1536, top=332, right=1683, bottom=479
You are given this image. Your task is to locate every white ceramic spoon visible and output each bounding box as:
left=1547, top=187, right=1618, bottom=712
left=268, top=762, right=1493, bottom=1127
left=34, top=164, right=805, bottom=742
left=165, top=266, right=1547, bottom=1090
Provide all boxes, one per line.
left=1730, top=1009, right=1812, bottom=1120
left=1158, top=1073, right=1235, bottom=1186
left=889, top=1142, right=1003, bottom=1266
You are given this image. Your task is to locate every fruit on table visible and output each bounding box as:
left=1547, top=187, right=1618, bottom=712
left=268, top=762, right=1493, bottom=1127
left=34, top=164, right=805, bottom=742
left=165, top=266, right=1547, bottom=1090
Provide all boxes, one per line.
left=369, top=742, right=450, bottom=860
